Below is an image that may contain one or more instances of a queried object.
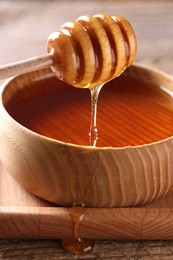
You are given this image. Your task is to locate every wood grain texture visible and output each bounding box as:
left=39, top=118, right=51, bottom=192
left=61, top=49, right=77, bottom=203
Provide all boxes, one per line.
left=0, top=0, right=173, bottom=258
left=1, top=161, right=173, bottom=242
left=0, top=54, right=53, bottom=80
left=2, top=239, right=173, bottom=260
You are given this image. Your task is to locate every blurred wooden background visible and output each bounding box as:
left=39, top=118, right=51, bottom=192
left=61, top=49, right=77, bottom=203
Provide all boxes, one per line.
left=0, top=0, right=173, bottom=259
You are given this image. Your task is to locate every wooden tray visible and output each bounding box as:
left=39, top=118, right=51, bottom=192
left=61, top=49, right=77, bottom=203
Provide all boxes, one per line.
left=1, top=162, right=173, bottom=240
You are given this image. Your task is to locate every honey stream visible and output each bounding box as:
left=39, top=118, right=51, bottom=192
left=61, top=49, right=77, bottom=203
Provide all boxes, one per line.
left=89, top=83, right=103, bottom=146
left=63, top=83, right=103, bottom=254
left=62, top=206, right=94, bottom=255
left=65, top=83, right=104, bottom=253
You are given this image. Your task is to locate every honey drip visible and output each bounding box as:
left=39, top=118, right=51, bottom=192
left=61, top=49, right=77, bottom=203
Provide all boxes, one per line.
left=62, top=206, right=94, bottom=255
left=89, top=84, right=103, bottom=146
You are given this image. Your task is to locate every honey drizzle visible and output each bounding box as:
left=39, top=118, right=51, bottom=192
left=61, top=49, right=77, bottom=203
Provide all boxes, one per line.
left=89, top=83, right=103, bottom=146
left=62, top=206, right=94, bottom=255
left=69, top=206, right=85, bottom=239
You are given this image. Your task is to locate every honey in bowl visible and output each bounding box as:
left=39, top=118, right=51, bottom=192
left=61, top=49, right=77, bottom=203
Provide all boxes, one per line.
left=6, top=68, right=173, bottom=148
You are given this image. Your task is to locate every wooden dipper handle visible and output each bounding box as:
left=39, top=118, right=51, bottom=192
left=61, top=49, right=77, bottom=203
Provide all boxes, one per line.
left=0, top=54, right=53, bottom=80
left=0, top=14, right=137, bottom=88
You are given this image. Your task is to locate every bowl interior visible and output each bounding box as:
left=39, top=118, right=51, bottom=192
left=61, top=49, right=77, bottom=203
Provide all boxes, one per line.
left=3, top=65, right=173, bottom=148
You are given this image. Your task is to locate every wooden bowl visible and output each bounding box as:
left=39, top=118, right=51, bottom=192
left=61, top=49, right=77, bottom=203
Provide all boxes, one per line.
left=0, top=64, right=173, bottom=207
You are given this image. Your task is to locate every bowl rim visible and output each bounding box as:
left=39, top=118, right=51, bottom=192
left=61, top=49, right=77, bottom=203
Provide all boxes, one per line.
left=1, top=62, right=173, bottom=151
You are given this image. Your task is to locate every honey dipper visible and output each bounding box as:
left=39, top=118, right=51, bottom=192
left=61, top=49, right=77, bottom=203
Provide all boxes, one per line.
left=0, top=13, right=137, bottom=88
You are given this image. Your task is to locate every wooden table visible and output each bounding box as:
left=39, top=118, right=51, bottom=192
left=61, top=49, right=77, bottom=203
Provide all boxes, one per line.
left=0, top=0, right=173, bottom=259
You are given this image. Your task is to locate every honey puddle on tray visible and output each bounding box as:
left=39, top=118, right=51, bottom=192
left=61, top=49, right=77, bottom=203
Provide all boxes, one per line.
left=6, top=73, right=173, bottom=148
